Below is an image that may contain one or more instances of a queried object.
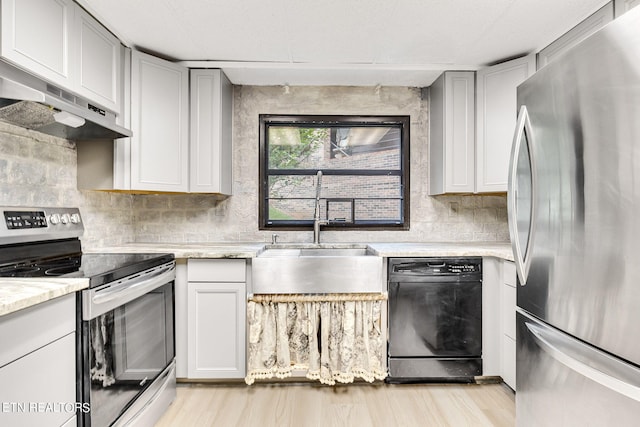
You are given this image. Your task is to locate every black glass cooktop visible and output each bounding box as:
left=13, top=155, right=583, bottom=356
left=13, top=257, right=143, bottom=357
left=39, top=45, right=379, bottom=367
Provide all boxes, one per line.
left=0, top=239, right=173, bottom=288
left=64, top=253, right=174, bottom=287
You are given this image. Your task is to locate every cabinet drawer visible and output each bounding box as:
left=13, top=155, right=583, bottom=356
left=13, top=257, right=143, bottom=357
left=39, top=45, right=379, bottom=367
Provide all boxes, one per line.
left=188, top=259, right=246, bottom=282
left=502, top=283, right=517, bottom=340
left=503, top=260, right=516, bottom=287
left=0, top=332, right=76, bottom=426
left=0, top=294, right=75, bottom=368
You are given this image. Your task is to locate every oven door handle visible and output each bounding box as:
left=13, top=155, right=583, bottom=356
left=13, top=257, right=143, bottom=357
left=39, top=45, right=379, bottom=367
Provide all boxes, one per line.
left=84, top=262, right=176, bottom=320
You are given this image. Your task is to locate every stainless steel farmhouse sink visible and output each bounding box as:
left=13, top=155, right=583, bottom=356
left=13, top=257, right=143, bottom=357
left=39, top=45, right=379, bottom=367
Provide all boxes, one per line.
left=251, top=244, right=383, bottom=294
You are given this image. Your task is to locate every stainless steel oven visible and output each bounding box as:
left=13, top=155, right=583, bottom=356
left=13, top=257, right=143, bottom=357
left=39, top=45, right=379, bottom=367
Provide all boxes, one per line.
left=387, top=257, right=483, bottom=382
left=0, top=206, right=176, bottom=427
left=78, top=255, right=176, bottom=427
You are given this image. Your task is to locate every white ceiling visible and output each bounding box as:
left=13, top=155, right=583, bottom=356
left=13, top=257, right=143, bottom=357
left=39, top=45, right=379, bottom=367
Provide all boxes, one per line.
left=78, top=0, right=609, bottom=87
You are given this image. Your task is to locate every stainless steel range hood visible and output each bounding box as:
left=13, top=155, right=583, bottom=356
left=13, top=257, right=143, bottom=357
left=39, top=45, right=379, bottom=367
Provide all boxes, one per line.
left=0, top=59, right=131, bottom=140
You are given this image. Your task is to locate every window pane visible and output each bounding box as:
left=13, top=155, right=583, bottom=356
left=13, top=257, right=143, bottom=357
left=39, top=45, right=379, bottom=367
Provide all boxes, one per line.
left=268, top=126, right=401, bottom=170
left=268, top=198, right=315, bottom=221
left=267, top=174, right=403, bottom=222
left=268, top=127, right=328, bottom=170
left=355, top=199, right=402, bottom=221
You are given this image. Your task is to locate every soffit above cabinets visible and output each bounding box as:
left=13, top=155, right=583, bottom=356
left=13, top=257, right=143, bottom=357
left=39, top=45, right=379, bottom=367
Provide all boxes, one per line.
left=77, top=0, right=609, bottom=86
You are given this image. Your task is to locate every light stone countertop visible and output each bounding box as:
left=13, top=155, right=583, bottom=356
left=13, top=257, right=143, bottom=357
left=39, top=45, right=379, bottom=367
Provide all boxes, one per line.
left=87, top=241, right=514, bottom=261
left=84, top=242, right=266, bottom=259
left=0, top=242, right=512, bottom=317
left=366, top=242, right=514, bottom=261
left=0, top=278, right=89, bottom=317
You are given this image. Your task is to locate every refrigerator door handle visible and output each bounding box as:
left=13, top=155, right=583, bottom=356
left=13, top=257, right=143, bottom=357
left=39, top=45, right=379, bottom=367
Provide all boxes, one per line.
left=508, top=105, right=537, bottom=285
left=525, top=316, right=640, bottom=402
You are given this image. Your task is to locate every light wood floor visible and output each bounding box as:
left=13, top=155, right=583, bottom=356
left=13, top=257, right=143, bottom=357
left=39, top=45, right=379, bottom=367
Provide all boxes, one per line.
left=156, top=382, right=515, bottom=427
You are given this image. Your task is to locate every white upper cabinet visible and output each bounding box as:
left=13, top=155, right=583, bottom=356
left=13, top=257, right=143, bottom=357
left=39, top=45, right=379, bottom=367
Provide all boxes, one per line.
left=131, top=50, right=189, bottom=192
left=190, top=69, right=233, bottom=195
left=429, top=71, right=476, bottom=195
left=78, top=54, right=235, bottom=195
left=476, top=54, right=536, bottom=193
left=537, top=2, right=614, bottom=69
left=1, top=0, right=75, bottom=88
left=615, top=0, right=640, bottom=16
left=0, top=0, right=123, bottom=114
left=75, top=6, right=123, bottom=114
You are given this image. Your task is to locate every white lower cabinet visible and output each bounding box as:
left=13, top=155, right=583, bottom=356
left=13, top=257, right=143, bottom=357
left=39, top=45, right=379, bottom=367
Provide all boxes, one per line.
left=482, top=257, right=517, bottom=389
left=186, top=259, right=246, bottom=379
left=0, top=294, right=77, bottom=427
left=481, top=257, right=501, bottom=377
left=501, top=260, right=517, bottom=390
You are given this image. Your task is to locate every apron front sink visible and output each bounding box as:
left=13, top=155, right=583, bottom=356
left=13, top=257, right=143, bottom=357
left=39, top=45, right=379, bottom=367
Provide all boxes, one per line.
left=252, top=244, right=383, bottom=294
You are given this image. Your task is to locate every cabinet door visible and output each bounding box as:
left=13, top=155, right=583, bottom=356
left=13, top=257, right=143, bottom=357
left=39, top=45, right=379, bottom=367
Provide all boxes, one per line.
left=445, top=72, right=475, bottom=193
left=537, top=3, right=613, bottom=69
left=481, top=257, right=501, bottom=376
left=429, top=71, right=475, bottom=195
left=131, top=50, right=189, bottom=192
left=190, top=69, right=233, bottom=195
left=0, top=0, right=75, bottom=88
left=187, top=282, right=246, bottom=379
left=75, top=6, right=122, bottom=113
left=615, top=0, right=640, bottom=16
left=476, top=55, right=535, bottom=193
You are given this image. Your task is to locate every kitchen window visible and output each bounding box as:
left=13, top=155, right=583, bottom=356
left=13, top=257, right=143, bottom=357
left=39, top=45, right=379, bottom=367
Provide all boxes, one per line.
left=259, top=115, right=410, bottom=230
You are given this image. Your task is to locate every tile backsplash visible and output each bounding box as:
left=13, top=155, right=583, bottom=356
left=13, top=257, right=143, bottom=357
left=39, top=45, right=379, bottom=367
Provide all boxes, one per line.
left=0, top=85, right=509, bottom=248
left=0, top=122, right=135, bottom=249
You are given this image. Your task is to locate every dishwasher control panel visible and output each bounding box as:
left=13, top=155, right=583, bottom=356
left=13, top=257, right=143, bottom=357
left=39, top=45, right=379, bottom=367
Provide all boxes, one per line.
left=388, top=257, right=482, bottom=280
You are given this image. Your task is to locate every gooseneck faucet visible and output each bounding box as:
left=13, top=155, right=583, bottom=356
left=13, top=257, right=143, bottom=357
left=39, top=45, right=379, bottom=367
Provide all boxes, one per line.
left=313, top=170, right=327, bottom=244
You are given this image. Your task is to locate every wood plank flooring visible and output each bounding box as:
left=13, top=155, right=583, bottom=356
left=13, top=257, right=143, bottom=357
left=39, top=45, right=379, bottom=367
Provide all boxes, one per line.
left=156, top=382, right=515, bottom=426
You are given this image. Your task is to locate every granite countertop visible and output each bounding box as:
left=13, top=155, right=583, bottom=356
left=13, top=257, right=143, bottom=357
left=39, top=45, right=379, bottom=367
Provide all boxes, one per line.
left=87, top=241, right=514, bottom=261
left=0, top=241, right=512, bottom=317
left=367, top=242, right=514, bottom=261
left=0, top=278, right=89, bottom=317
left=84, top=242, right=266, bottom=259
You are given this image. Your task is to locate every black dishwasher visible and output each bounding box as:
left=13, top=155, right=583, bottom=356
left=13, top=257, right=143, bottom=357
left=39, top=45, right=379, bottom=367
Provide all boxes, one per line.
left=386, top=257, right=482, bottom=383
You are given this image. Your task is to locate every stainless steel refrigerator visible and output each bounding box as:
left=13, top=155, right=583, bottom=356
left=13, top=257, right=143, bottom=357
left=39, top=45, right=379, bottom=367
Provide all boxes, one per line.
left=508, top=7, right=640, bottom=426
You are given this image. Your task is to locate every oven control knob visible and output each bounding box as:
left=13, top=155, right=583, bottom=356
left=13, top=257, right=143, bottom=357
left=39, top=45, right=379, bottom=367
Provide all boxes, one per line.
left=70, top=213, right=81, bottom=224
left=49, top=214, right=61, bottom=225
left=60, top=214, right=70, bottom=224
